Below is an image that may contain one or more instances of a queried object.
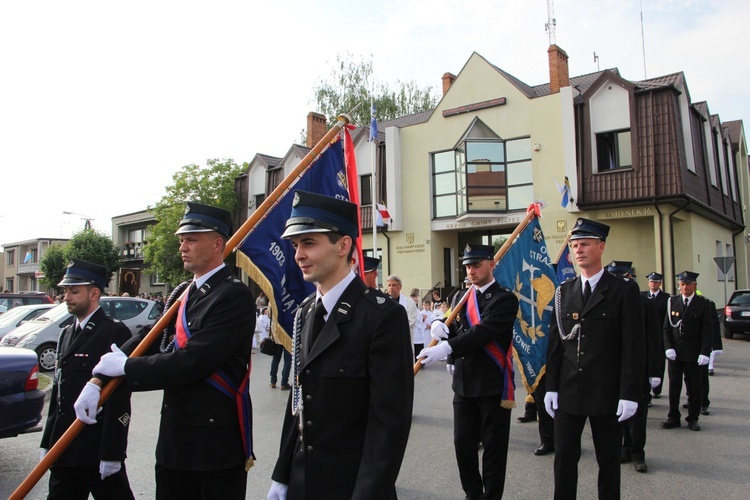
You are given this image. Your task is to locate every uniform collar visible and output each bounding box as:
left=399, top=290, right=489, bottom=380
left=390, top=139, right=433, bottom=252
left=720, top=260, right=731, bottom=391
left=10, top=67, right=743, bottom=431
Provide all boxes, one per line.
left=475, top=279, right=496, bottom=294
left=77, top=306, right=100, bottom=330
left=582, top=267, right=605, bottom=292
left=193, top=263, right=226, bottom=289
left=316, top=270, right=356, bottom=320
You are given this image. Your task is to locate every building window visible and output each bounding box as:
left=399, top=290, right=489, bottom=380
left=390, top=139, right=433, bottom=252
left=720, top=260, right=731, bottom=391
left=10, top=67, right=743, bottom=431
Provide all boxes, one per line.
left=7, top=250, right=15, bottom=267
left=5, top=278, right=13, bottom=292
left=254, top=194, right=266, bottom=211
left=432, top=137, right=532, bottom=218
left=266, top=167, right=283, bottom=194
left=150, top=271, right=166, bottom=286
left=360, top=174, right=372, bottom=205
left=596, top=129, right=632, bottom=171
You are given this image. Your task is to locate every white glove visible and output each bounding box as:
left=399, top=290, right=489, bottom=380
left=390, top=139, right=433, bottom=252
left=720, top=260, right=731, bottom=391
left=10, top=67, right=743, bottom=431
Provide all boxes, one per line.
left=649, top=377, right=661, bottom=389
left=39, top=449, right=47, bottom=462
left=616, top=399, right=638, bottom=422
left=430, top=321, right=449, bottom=341
left=73, top=381, right=102, bottom=425
left=93, top=343, right=127, bottom=377
left=446, top=364, right=455, bottom=375
left=697, top=354, right=709, bottom=366
left=99, top=460, right=121, bottom=480
left=418, top=341, right=452, bottom=366
left=665, top=349, right=677, bottom=361
left=544, top=391, right=558, bottom=418
left=712, top=349, right=723, bottom=356
left=267, top=480, right=288, bottom=500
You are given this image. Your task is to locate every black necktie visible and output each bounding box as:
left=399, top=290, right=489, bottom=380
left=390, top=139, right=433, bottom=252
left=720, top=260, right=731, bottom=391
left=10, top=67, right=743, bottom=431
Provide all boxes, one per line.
left=650, top=293, right=655, bottom=299
left=684, top=297, right=689, bottom=309
left=310, top=299, right=326, bottom=346
left=72, top=324, right=82, bottom=341
left=583, top=280, right=592, bottom=305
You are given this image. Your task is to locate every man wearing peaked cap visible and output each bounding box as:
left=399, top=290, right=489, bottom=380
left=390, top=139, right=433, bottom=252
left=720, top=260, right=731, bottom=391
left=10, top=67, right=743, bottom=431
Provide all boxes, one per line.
left=642, top=272, right=669, bottom=400
left=75, top=201, right=255, bottom=499
left=268, top=191, right=413, bottom=500
left=418, top=242, right=519, bottom=499
left=607, top=261, right=663, bottom=472
left=545, top=218, right=644, bottom=498
left=362, top=255, right=381, bottom=289
left=662, top=270, right=713, bottom=432
left=41, top=259, right=135, bottom=498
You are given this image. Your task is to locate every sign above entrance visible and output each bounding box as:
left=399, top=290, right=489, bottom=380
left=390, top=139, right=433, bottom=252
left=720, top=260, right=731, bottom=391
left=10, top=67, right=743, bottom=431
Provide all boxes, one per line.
left=431, top=212, right=525, bottom=231
left=442, top=97, right=507, bottom=117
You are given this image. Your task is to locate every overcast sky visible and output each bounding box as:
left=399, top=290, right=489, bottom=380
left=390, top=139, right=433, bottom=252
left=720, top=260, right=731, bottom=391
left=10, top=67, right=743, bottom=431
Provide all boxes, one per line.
left=1, top=0, right=746, bottom=248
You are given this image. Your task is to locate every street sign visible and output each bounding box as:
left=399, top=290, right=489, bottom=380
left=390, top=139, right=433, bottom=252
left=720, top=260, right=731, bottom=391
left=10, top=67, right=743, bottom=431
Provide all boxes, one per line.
left=713, top=256, right=735, bottom=274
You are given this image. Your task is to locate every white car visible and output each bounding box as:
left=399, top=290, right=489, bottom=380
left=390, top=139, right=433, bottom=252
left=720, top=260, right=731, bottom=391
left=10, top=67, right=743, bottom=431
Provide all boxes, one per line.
left=0, top=304, right=55, bottom=341
left=1, top=297, right=161, bottom=371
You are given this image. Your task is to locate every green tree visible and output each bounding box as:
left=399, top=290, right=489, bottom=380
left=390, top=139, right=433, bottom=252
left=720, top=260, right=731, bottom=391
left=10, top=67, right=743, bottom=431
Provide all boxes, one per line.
left=39, top=244, right=67, bottom=290
left=39, top=229, right=121, bottom=292
left=144, top=158, right=246, bottom=287
left=312, top=53, right=439, bottom=128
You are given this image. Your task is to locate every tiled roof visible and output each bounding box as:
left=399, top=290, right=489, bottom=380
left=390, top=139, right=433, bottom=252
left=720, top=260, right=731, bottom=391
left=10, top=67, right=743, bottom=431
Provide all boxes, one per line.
left=633, top=72, right=683, bottom=91
left=256, top=153, right=282, bottom=168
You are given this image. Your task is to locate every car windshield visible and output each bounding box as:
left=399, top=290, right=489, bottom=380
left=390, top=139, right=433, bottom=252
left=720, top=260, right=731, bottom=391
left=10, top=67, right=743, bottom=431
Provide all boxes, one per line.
left=31, top=303, right=72, bottom=322
left=0, top=307, right=38, bottom=327
left=729, top=293, right=750, bottom=306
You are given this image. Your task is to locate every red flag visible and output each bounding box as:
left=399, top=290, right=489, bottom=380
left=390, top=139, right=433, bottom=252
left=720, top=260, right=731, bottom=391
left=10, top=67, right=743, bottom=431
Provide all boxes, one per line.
left=343, top=125, right=365, bottom=275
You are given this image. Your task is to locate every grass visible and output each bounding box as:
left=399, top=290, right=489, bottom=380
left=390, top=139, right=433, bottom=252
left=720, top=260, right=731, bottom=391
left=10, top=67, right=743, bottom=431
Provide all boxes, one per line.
left=38, top=373, right=52, bottom=391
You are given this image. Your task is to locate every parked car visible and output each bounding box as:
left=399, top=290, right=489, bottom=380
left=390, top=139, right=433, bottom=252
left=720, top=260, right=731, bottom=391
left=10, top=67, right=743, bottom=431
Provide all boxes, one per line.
left=0, top=304, right=55, bottom=340
left=2, top=297, right=161, bottom=371
left=723, top=289, right=750, bottom=339
left=0, top=346, right=45, bottom=438
left=0, top=292, right=54, bottom=315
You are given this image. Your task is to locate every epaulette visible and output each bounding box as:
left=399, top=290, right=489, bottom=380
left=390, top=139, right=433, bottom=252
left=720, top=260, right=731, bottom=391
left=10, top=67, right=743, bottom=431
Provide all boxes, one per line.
left=299, top=293, right=316, bottom=310
left=362, top=288, right=394, bottom=309
left=498, top=284, right=514, bottom=294
left=560, top=276, right=577, bottom=285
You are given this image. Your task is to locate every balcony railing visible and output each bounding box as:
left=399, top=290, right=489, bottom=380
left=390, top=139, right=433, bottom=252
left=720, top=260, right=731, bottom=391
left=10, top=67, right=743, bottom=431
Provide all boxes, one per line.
left=18, top=263, right=40, bottom=275
left=121, top=242, right=146, bottom=260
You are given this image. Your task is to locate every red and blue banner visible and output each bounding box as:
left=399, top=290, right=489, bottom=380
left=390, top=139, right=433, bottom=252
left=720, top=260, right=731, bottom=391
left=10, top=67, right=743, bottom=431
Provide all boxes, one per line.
left=554, top=243, right=576, bottom=284
left=236, top=139, right=351, bottom=351
left=492, top=214, right=558, bottom=393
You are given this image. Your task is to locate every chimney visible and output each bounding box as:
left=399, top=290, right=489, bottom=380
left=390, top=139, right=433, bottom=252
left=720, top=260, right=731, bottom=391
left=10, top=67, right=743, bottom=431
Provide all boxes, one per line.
left=442, top=72, right=457, bottom=96
left=306, top=112, right=327, bottom=148
left=548, top=45, right=570, bottom=94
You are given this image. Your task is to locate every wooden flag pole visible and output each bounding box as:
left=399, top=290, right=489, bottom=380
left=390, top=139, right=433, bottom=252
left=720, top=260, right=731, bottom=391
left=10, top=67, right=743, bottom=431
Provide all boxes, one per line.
left=10, top=114, right=352, bottom=500
left=552, top=231, right=572, bottom=265
left=414, top=207, right=538, bottom=376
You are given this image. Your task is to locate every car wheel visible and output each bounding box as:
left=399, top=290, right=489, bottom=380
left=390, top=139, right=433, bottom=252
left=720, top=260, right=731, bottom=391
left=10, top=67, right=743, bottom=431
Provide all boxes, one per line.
left=36, top=343, right=57, bottom=372
left=723, top=325, right=734, bottom=340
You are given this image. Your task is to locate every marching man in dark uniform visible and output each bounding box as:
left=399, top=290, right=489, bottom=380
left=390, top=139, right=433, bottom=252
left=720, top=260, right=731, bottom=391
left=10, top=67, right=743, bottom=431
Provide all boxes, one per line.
left=642, top=272, right=669, bottom=399
left=267, top=191, right=413, bottom=500
left=544, top=219, right=644, bottom=500
left=41, top=259, right=134, bottom=499
left=362, top=255, right=381, bottom=289
left=419, top=243, right=519, bottom=500
left=607, top=262, right=661, bottom=473
left=661, top=271, right=712, bottom=431
left=75, top=202, right=256, bottom=499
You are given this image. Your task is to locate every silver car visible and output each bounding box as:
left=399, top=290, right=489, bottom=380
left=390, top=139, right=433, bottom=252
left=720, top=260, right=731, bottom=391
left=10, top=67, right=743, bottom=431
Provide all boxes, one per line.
left=1, top=297, right=161, bottom=371
left=0, top=304, right=55, bottom=341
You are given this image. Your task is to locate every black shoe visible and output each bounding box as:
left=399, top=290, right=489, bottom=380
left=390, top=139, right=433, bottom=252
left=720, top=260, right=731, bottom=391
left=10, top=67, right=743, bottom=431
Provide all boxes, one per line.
left=517, top=414, right=537, bottom=423
left=709, top=369, right=715, bottom=376
left=701, top=407, right=710, bottom=415
left=687, top=421, right=701, bottom=431
left=534, top=443, right=554, bottom=456
left=682, top=403, right=689, bottom=409
left=280, top=384, right=291, bottom=391
left=661, top=420, right=681, bottom=429
left=633, top=460, right=648, bottom=473
left=652, top=393, right=661, bottom=399
left=620, top=450, right=632, bottom=463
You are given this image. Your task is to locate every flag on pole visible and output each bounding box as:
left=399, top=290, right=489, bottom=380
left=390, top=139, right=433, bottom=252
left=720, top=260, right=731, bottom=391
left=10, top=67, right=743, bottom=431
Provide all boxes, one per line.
left=368, top=101, right=378, bottom=142
left=236, top=139, right=351, bottom=350
left=553, top=243, right=576, bottom=284
left=492, top=212, right=558, bottom=393
left=23, top=251, right=33, bottom=264
left=376, top=203, right=391, bottom=224
left=343, top=125, right=365, bottom=274
left=555, top=176, right=571, bottom=208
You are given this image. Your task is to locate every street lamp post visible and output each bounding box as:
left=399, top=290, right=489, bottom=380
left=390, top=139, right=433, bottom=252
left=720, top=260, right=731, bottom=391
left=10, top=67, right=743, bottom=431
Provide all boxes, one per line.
left=62, top=211, right=94, bottom=230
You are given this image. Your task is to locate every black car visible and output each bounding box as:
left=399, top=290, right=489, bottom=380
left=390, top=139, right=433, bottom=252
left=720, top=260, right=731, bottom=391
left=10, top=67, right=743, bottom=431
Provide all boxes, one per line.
left=723, top=289, right=750, bottom=339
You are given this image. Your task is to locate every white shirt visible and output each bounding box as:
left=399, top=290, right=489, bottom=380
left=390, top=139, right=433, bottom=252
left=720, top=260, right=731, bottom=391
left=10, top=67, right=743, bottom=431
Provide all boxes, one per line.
left=582, top=267, right=605, bottom=294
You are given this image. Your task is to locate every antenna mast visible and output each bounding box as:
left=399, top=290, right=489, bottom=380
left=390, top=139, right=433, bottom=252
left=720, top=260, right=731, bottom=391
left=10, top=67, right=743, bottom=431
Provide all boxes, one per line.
left=640, top=0, right=647, bottom=79
left=545, top=0, right=556, bottom=45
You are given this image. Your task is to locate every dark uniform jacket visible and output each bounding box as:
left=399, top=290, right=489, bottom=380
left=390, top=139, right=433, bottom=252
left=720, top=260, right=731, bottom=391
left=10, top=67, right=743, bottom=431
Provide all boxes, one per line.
left=272, top=277, right=414, bottom=500
left=639, top=294, right=663, bottom=391
left=40, top=307, right=132, bottom=466
left=446, top=281, right=519, bottom=398
left=641, top=289, right=669, bottom=377
left=121, top=266, right=255, bottom=471
left=547, top=271, right=645, bottom=415
left=663, top=294, right=712, bottom=362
